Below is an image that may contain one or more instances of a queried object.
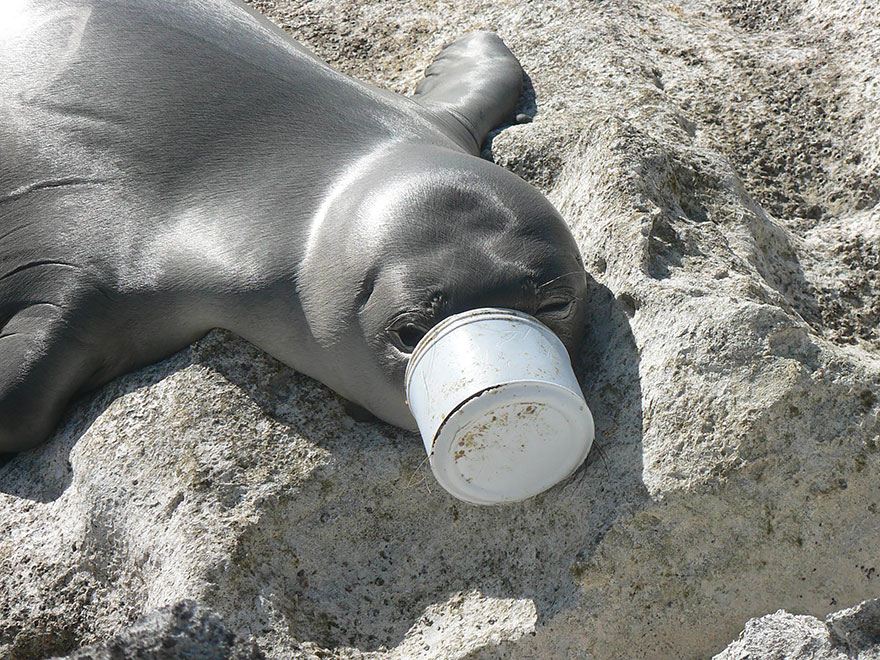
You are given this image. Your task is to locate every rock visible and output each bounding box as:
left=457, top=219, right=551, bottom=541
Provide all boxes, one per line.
left=714, top=597, right=880, bottom=659
left=1, top=0, right=878, bottom=658
left=48, top=600, right=265, bottom=660
left=827, top=598, right=880, bottom=656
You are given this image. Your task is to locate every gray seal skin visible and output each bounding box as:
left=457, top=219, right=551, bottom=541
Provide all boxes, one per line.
left=0, top=0, right=588, bottom=452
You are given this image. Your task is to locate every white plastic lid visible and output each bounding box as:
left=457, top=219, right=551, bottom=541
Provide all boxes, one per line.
left=429, top=380, right=594, bottom=505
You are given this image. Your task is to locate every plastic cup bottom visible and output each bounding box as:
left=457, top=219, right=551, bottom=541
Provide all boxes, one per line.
left=429, top=380, right=594, bottom=505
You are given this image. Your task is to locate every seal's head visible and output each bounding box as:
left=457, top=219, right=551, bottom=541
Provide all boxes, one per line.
left=299, top=144, right=587, bottom=430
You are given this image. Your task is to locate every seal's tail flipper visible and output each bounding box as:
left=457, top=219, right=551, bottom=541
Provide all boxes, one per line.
left=413, top=32, right=523, bottom=155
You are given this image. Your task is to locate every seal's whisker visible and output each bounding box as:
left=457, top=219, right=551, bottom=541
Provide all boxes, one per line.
left=443, top=251, right=457, bottom=287
left=359, top=294, right=383, bottom=314
left=401, top=454, right=432, bottom=491
left=537, top=270, right=584, bottom=290
left=592, top=438, right=610, bottom=475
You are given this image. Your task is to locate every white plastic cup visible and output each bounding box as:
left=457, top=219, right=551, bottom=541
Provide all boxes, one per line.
left=405, top=308, right=594, bottom=505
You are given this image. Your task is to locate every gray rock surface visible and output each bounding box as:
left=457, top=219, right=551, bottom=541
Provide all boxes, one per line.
left=48, top=601, right=264, bottom=660
left=714, top=597, right=880, bottom=659
left=1, top=0, right=878, bottom=658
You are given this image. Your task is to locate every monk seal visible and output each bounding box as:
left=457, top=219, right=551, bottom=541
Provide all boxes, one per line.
left=0, top=0, right=588, bottom=452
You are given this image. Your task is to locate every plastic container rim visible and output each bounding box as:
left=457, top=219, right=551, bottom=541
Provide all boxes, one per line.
left=429, top=378, right=590, bottom=455
left=404, top=307, right=565, bottom=394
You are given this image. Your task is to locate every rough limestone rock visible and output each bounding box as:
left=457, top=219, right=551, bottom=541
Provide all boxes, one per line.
left=714, top=597, right=880, bottom=659
left=49, top=600, right=265, bottom=660
left=1, top=0, right=878, bottom=658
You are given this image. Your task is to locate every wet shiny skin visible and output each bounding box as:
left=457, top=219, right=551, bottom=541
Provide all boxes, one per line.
left=0, top=0, right=587, bottom=450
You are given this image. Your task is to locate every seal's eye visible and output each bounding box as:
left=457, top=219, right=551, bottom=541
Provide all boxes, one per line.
left=387, top=317, right=429, bottom=353
left=537, top=300, right=575, bottom=316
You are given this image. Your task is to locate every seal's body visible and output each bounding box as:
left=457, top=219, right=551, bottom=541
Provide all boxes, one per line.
left=0, top=0, right=588, bottom=451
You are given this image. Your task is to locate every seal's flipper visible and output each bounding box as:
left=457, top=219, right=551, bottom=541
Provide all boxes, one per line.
left=0, top=306, right=92, bottom=452
left=413, top=32, right=523, bottom=154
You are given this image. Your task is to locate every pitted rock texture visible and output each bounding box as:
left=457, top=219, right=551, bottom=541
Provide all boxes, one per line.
left=714, top=597, right=880, bottom=659
left=1, top=0, right=878, bottom=659
left=48, top=600, right=265, bottom=660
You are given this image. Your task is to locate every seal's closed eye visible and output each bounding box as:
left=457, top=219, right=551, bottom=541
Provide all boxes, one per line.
left=537, top=300, right=575, bottom=316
